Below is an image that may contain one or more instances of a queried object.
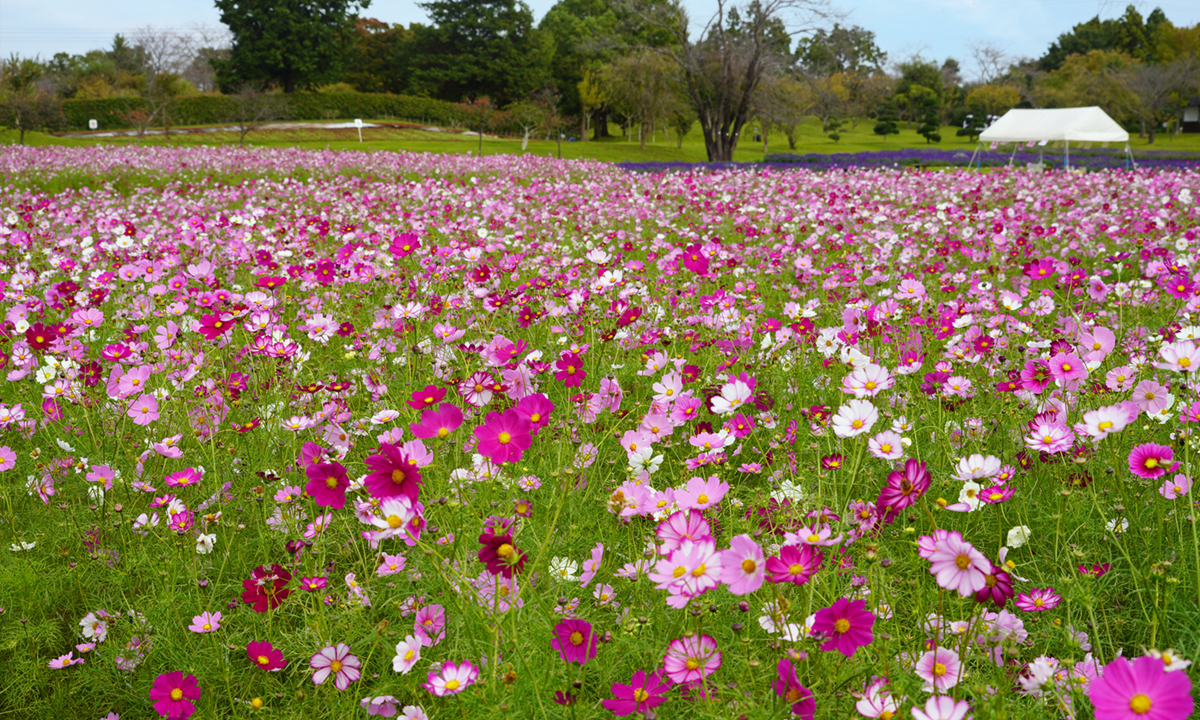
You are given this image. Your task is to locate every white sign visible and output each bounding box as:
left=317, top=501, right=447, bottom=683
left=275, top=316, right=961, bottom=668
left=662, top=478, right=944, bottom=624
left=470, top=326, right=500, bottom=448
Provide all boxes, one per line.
left=88, top=119, right=98, bottom=130
left=354, top=118, right=363, bottom=129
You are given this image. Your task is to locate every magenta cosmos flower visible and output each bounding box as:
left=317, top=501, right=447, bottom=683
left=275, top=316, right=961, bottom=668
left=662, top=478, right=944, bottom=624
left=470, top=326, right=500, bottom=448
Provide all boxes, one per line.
left=514, top=393, right=554, bottom=435
left=601, top=669, right=671, bottom=716
left=409, top=402, right=463, bottom=440
left=363, top=442, right=423, bottom=500
left=247, top=640, right=287, bottom=671
left=975, top=562, right=1015, bottom=608
left=550, top=619, right=598, bottom=665
left=875, top=458, right=931, bottom=523
left=474, top=409, right=533, bottom=464
left=766, top=543, right=822, bottom=586
left=663, top=634, right=720, bottom=686
left=477, top=531, right=527, bottom=578
left=149, top=671, right=201, bottom=719
left=311, top=643, right=361, bottom=691
left=773, top=658, right=815, bottom=719
left=305, top=461, right=349, bottom=509
left=1128, top=443, right=1174, bottom=479
left=1088, top=655, right=1193, bottom=720
left=811, top=597, right=875, bottom=657
left=555, top=352, right=586, bottom=388
left=422, top=660, right=479, bottom=696
left=926, top=531, right=990, bottom=596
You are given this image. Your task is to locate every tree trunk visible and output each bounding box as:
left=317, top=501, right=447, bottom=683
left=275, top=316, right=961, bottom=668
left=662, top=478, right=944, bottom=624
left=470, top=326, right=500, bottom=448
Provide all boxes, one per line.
left=1148, top=124, right=1156, bottom=144
left=639, top=119, right=645, bottom=150
left=592, top=110, right=610, bottom=140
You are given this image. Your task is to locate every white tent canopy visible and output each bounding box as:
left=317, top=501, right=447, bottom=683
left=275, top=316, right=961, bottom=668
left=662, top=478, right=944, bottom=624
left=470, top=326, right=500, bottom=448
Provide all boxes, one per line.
left=980, top=106, right=1129, bottom=143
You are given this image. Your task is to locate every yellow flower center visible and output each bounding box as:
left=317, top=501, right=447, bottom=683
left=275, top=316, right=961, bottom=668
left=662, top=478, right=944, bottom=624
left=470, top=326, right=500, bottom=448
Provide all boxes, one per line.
left=697, top=494, right=709, bottom=504
left=673, top=566, right=687, bottom=578
left=498, top=432, right=511, bottom=444
left=955, top=554, right=971, bottom=570
left=865, top=381, right=876, bottom=389
left=445, top=679, right=460, bottom=691
left=391, top=468, right=406, bottom=484
left=633, top=689, right=650, bottom=703
left=741, top=559, right=757, bottom=573
left=257, top=655, right=269, bottom=665
left=1146, top=458, right=1159, bottom=468
left=685, top=658, right=700, bottom=670
left=497, top=544, right=513, bottom=559
left=171, top=689, right=183, bottom=701
left=1130, top=694, right=1152, bottom=714
left=330, top=660, right=342, bottom=673
left=851, top=419, right=863, bottom=429
left=834, top=618, right=851, bottom=633
left=404, top=649, right=415, bottom=661
left=570, top=631, right=584, bottom=645
left=807, top=534, right=821, bottom=543
left=202, top=623, right=211, bottom=630
left=1033, top=598, right=1044, bottom=607
left=691, top=563, right=707, bottom=577
left=387, top=514, right=403, bottom=529
left=788, top=563, right=805, bottom=576
left=933, top=662, right=947, bottom=676
left=1098, top=421, right=1113, bottom=431
left=786, top=688, right=804, bottom=702
left=1181, top=358, right=1192, bottom=368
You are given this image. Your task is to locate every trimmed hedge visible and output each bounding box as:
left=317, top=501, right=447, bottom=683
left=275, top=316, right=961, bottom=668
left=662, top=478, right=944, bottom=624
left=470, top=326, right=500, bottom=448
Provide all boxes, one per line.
left=3, top=92, right=523, bottom=134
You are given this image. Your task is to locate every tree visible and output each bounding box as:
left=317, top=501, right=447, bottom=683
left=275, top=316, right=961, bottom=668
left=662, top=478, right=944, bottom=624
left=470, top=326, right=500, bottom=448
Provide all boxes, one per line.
left=618, top=0, right=827, bottom=162
left=505, top=99, right=546, bottom=150
left=227, top=84, right=286, bottom=145
left=964, top=84, right=1021, bottom=119
left=214, top=0, right=369, bottom=93
left=916, top=95, right=940, bottom=143
left=956, top=102, right=986, bottom=141
left=801, top=71, right=849, bottom=131
left=873, top=96, right=898, bottom=139
left=538, top=0, right=623, bottom=135
left=597, top=49, right=679, bottom=149
left=408, top=0, right=546, bottom=107
left=754, top=74, right=810, bottom=152
left=826, top=114, right=841, bottom=142
left=968, top=41, right=1010, bottom=85
left=342, top=18, right=413, bottom=94
left=794, top=24, right=885, bottom=76
left=1125, top=57, right=1199, bottom=143
left=535, top=86, right=566, bottom=157
left=1, top=56, right=66, bottom=144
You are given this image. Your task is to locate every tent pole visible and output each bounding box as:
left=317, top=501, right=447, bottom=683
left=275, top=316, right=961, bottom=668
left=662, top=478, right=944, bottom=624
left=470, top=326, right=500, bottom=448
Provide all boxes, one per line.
left=969, top=143, right=981, bottom=171
left=1008, top=144, right=1018, bottom=167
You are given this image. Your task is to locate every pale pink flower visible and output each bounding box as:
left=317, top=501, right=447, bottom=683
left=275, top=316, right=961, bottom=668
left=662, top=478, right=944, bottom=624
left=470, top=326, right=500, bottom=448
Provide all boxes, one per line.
left=915, top=647, right=963, bottom=692
left=926, top=531, right=989, bottom=596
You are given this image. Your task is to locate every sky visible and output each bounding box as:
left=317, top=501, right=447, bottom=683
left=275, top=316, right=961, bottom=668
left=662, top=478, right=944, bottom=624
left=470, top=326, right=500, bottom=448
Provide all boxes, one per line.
left=2, top=0, right=1198, bottom=81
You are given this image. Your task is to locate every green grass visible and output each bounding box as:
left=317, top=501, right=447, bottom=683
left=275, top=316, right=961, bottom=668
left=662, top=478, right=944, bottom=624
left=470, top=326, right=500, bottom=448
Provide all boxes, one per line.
left=8, top=116, right=1200, bottom=162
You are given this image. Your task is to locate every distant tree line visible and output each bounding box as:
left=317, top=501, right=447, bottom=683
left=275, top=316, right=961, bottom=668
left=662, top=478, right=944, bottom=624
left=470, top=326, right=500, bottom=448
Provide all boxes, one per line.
left=2, top=0, right=1199, bottom=154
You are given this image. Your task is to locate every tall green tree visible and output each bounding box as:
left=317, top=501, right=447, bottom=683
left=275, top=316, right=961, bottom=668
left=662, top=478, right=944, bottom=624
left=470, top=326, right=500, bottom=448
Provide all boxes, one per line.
left=408, top=0, right=546, bottom=107
left=794, top=24, right=886, bottom=76
left=213, top=0, right=369, bottom=93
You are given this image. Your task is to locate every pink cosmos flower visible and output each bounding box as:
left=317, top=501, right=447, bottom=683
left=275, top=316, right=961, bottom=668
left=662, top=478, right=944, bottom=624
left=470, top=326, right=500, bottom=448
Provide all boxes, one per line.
left=915, top=647, right=962, bottom=692
left=414, top=604, right=446, bottom=646
left=188, top=611, right=221, bottom=633
left=841, top=363, right=894, bottom=398
left=473, top=409, right=533, bottom=464
left=1015, top=588, right=1061, bottom=612
left=422, top=660, right=478, bottom=696
left=926, top=531, right=990, bottom=596
left=551, top=619, right=598, bottom=665
left=1132, top=380, right=1172, bottom=414
left=392, top=635, right=422, bottom=674
left=513, top=393, right=554, bottom=434
left=1153, top=339, right=1200, bottom=373
left=663, top=634, right=720, bottom=686
left=310, top=643, right=361, bottom=691
left=1047, top=351, right=1088, bottom=382
left=361, top=696, right=400, bottom=717
left=867, top=430, right=905, bottom=460
left=0, top=445, right=15, bottom=473
left=718, top=534, right=765, bottom=595
left=377, top=553, right=407, bottom=577
left=149, top=671, right=201, bottom=719
left=305, top=461, right=349, bottom=509
left=1024, top=420, right=1075, bottom=454
left=127, top=394, right=160, bottom=426
left=1159, top=474, right=1192, bottom=499
left=675, top=475, right=729, bottom=512
left=648, top=539, right=722, bottom=607
left=811, top=597, right=875, bottom=657
left=555, top=352, right=586, bottom=388
left=911, top=695, right=972, bottom=720
left=406, top=384, right=446, bottom=411
left=875, top=458, right=932, bottom=523
left=601, top=669, right=671, bottom=716
left=48, top=652, right=84, bottom=668
left=579, top=542, right=604, bottom=587
left=656, top=510, right=711, bottom=555
left=1088, top=655, right=1193, bottom=719
left=1129, top=443, right=1174, bottom=479
left=409, top=403, right=464, bottom=440
left=197, top=312, right=235, bottom=341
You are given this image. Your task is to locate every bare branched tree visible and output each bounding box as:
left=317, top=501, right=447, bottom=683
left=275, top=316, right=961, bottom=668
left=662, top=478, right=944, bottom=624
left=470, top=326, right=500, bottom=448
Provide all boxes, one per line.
left=227, top=84, right=285, bottom=146
left=617, top=0, right=832, bottom=162
left=1125, top=58, right=1199, bottom=143
left=968, top=41, right=1011, bottom=85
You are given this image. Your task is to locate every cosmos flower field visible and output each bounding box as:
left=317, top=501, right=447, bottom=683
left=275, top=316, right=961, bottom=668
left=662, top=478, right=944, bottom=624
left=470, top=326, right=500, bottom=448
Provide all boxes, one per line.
left=0, top=145, right=1198, bottom=720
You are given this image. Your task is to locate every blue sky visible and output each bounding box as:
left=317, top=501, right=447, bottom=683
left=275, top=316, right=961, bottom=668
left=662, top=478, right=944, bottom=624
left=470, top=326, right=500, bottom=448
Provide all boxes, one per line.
left=1, top=0, right=1197, bottom=80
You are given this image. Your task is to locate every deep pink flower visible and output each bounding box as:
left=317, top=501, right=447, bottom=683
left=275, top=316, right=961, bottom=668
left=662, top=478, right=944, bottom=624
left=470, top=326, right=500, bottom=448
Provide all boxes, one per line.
left=551, top=619, right=598, bottom=665
left=407, top=384, right=446, bottom=410
left=305, top=461, right=349, bottom=509
left=1128, top=443, right=1175, bottom=479
left=363, top=442, right=423, bottom=500
left=409, top=403, right=463, bottom=440
left=811, top=597, right=875, bottom=657
left=513, top=393, right=555, bottom=435
left=197, top=312, right=235, bottom=340
left=149, top=671, right=201, bottom=719
left=773, top=659, right=815, bottom=719
left=247, top=640, right=287, bottom=671
left=601, top=669, right=671, bottom=716
left=555, top=352, right=586, bottom=388
left=1088, top=655, right=1193, bottom=720
left=974, top=562, right=1015, bottom=608
left=1047, top=351, right=1088, bottom=382
left=874, top=458, right=931, bottom=523
left=473, top=409, right=533, bottom=464
left=766, top=543, right=822, bottom=586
